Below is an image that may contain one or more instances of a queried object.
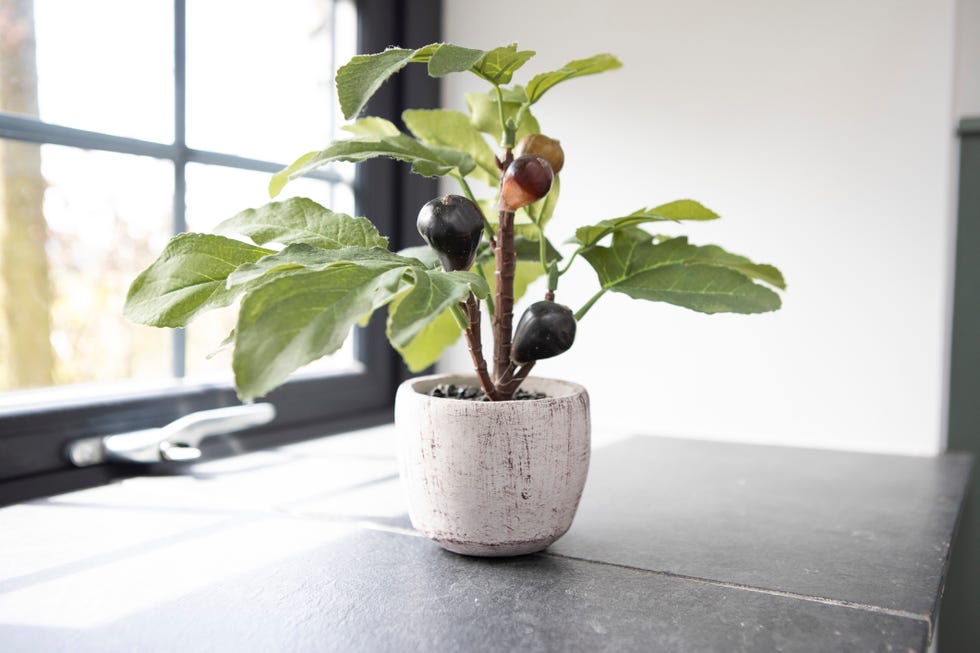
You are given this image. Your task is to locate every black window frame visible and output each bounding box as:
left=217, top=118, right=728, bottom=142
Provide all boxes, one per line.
left=0, top=0, right=441, bottom=506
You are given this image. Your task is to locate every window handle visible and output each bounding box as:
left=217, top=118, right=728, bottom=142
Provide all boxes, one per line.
left=65, top=403, right=277, bottom=467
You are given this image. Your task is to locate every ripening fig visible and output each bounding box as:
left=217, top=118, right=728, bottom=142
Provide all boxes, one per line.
left=515, top=134, right=564, bottom=174
left=417, top=194, right=484, bottom=271
left=511, top=300, right=576, bottom=364
left=499, top=155, right=553, bottom=212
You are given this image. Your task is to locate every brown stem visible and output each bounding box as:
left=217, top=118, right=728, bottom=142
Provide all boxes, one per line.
left=492, top=208, right=516, bottom=386
left=487, top=148, right=518, bottom=398
left=460, top=295, right=498, bottom=400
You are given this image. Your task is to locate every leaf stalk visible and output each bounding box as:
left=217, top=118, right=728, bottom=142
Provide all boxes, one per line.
left=574, top=288, right=607, bottom=321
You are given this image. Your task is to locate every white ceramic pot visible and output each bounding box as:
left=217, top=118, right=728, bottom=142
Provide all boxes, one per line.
left=394, top=373, right=590, bottom=557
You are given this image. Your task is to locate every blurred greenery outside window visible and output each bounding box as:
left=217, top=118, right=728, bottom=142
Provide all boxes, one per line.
left=0, top=0, right=359, bottom=404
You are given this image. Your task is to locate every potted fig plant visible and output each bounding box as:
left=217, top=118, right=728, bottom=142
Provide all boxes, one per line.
left=124, top=43, right=785, bottom=556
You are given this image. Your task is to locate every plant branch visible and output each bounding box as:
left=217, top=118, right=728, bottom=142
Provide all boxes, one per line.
left=498, top=361, right=535, bottom=397
left=460, top=294, right=498, bottom=400
left=494, top=85, right=513, bottom=149
left=492, top=207, right=517, bottom=386
left=559, top=249, right=581, bottom=276
left=537, top=223, right=549, bottom=273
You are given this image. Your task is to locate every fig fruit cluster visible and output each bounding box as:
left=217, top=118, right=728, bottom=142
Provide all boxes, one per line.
left=511, top=300, right=576, bottom=365
left=416, top=194, right=484, bottom=271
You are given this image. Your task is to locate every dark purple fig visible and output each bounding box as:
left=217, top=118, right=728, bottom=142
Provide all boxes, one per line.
left=515, top=134, right=564, bottom=174
left=511, top=300, right=576, bottom=364
left=499, top=155, right=553, bottom=212
left=417, top=194, right=484, bottom=271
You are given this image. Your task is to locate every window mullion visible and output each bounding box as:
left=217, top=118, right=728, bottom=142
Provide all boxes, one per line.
left=172, top=0, right=187, bottom=378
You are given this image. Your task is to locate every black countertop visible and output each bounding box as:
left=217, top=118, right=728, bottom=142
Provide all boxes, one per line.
left=0, top=428, right=971, bottom=652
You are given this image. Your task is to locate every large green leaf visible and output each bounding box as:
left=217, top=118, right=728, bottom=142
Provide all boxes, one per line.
left=403, top=109, right=499, bottom=186
left=471, top=44, right=535, bottom=85
left=233, top=263, right=411, bottom=400
left=571, top=200, right=720, bottom=247
left=525, top=53, right=623, bottom=104
left=336, top=47, right=416, bottom=120
left=216, top=198, right=387, bottom=250
left=124, top=233, right=272, bottom=328
left=270, top=134, right=475, bottom=197
left=466, top=87, right=541, bottom=142
left=223, top=243, right=491, bottom=394
left=582, top=230, right=782, bottom=314
left=387, top=269, right=488, bottom=348
left=334, top=42, right=536, bottom=121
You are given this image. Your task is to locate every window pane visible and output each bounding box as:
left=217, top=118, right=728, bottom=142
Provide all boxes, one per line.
left=0, top=142, right=174, bottom=395
left=0, top=1, right=174, bottom=142
left=185, top=0, right=356, bottom=162
left=183, top=163, right=357, bottom=380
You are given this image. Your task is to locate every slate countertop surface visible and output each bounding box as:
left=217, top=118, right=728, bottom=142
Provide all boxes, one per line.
left=0, top=426, right=971, bottom=652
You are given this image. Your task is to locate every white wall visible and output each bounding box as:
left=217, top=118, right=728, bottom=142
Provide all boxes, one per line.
left=955, top=0, right=980, bottom=116
left=438, top=0, right=960, bottom=455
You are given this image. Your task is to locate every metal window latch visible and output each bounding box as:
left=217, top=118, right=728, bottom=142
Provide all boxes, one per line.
left=65, top=403, right=277, bottom=467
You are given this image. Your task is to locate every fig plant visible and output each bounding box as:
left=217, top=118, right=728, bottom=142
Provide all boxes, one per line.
left=124, top=43, right=785, bottom=402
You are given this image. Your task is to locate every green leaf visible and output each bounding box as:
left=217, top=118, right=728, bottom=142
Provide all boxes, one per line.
left=427, top=44, right=485, bottom=77
left=335, top=47, right=416, bottom=120
left=646, top=199, right=722, bottom=222
left=391, top=306, right=462, bottom=372
left=233, top=263, right=411, bottom=400
left=466, top=87, right=541, bottom=142
left=571, top=200, right=720, bottom=247
left=124, top=233, right=272, bottom=328
left=216, top=198, right=387, bottom=250
left=341, top=117, right=401, bottom=137
left=397, top=245, right=441, bottom=269
left=471, top=44, right=535, bottom=85
left=387, top=269, right=488, bottom=348
left=689, top=245, right=786, bottom=290
left=582, top=231, right=782, bottom=314
left=526, top=53, right=623, bottom=104
left=416, top=144, right=477, bottom=178
left=409, top=43, right=441, bottom=63
left=270, top=134, right=475, bottom=197
left=403, top=109, right=499, bottom=186
left=226, top=244, right=412, bottom=289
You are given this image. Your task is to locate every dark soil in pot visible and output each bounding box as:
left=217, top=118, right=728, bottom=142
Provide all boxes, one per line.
left=429, top=384, right=547, bottom=401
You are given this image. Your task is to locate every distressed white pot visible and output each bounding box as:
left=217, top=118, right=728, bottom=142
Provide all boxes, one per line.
left=394, top=373, right=590, bottom=557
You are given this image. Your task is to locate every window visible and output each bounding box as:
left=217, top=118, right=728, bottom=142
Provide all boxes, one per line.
left=0, top=0, right=441, bottom=504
